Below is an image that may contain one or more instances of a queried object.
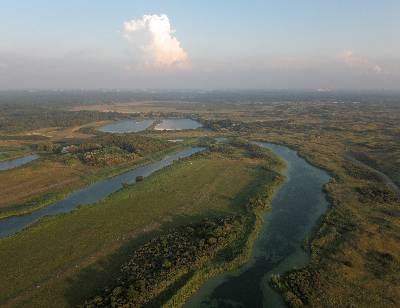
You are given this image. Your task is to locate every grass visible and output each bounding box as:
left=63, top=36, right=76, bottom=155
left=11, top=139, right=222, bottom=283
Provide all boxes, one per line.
left=0, top=144, right=183, bottom=219
left=3, top=98, right=400, bottom=307
left=0, top=157, right=94, bottom=211
left=0, top=146, right=32, bottom=162
left=248, top=131, right=400, bottom=307
left=0, top=153, right=273, bottom=307
left=164, top=171, right=285, bottom=307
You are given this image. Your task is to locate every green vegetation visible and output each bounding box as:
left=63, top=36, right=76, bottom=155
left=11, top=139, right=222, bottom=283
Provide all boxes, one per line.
left=0, top=134, right=174, bottom=218
left=164, top=169, right=285, bottom=308
left=232, top=104, right=400, bottom=307
left=78, top=133, right=171, bottom=166
left=0, top=143, right=282, bottom=307
left=1, top=91, right=400, bottom=307
left=82, top=216, right=246, bottom=307
left=81, top=145, right=285, bottom=307
left=138, top=97, right=399, bottom=307
left=0, top=103, right=125, bottom=133
left=0, top=145, right=33, bottom=162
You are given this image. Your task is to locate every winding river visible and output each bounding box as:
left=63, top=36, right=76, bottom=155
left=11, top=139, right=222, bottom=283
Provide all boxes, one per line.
left=185, top=142, right=330, bottom=308
left=0, top=147, right=204, bottom=238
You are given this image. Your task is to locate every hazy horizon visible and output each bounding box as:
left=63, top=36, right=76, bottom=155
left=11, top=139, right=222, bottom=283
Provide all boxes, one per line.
left=1, top=1, right=399, bottom=90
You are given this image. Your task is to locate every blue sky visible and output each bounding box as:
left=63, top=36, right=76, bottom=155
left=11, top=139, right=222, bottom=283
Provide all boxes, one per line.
left=0, top=1, right=399, bottom=89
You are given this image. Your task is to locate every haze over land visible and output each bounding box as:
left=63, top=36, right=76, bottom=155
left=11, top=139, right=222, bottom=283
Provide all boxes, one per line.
left=0, top=2, right=400, bottom=308
left=1, top=1, right=399, bottom=90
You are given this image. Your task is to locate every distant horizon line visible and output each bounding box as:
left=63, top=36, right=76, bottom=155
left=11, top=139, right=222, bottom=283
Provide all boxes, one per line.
left=0, top=88, right=399, bottom=93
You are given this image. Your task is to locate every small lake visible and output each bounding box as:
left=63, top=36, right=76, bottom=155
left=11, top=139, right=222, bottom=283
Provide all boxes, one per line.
left=0, top=154, right=39, bottom=171
left=185, top=142, right=330, bottom=308
left=0, top=147, right=204, bottom=238
left=154, top=119, right=203, bottom=131
left=98, top=119, right=154, bottom=133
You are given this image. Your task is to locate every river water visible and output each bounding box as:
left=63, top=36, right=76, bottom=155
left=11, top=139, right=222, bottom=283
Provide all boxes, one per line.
left=186, top=142, right=330, bottom=308
left=0, top=154, right=39, bottom=171
left=0, top=147, right=204, bottom=238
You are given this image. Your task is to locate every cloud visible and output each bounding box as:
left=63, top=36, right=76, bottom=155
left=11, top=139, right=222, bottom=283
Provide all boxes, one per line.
left=338, top=50, right=383, bottom=73
left=123, top=14, right=190, bottom=70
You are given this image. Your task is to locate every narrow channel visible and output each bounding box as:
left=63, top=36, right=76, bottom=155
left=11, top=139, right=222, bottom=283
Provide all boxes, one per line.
left=0, top=154, right=39, bottom=171
left=0, top=147, right=204, bottom=238
left=185, top=142, right=330, bottom=307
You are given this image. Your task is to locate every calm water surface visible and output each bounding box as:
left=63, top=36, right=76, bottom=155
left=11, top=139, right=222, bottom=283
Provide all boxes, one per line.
left=155, top=119, right=202, bottom=131
left=0, top=154, right=39, bottom=171
left=98, top=119, right=154, bottom=133
left=186, top=142, right=330, bottom=308
left=0, top=147, right=204, bottom=238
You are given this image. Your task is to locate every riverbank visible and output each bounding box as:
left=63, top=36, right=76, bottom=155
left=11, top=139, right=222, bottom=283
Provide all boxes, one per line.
left=0, top=154, right=38, bottom=169
left=250, top=132, right=400, bottom=307
left=0, top=147, right=203, bottom=238
left=0, top=142, right=276, bottom=307
left=77, top=141, right=286, bottom=307
left=0, top=143, right=185, bottom=219
left=164, top=170, right=285, bottom=307
left=183, top=142, right=331, bottom=307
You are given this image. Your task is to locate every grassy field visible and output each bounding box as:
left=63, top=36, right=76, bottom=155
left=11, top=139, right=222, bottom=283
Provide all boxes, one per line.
left=0, top=134, right=181, bottom=218
left=241, top=106, right=400, bottom=307
left=264, top=132, right=400, bottom=307
left=0, top=158, right=96, bottom=211
left=0, top=152, right=275, bottom=307
left=2, top=95, right=399, bottom=307
left=0, top=145, right=33, bottom=162
left=132, top=98, right=399, bottom=307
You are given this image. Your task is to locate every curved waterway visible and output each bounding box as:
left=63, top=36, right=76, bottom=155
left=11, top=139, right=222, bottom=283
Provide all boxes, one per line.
left=0, top=147, right=204, bottom=238
left=0, top=154, right=39, bottom=171
left=185, top=142, right=330, bottom=308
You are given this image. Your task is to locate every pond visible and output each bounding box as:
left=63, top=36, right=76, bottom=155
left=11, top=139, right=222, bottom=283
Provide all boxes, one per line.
left=0, top=154, right=39, bottom=171
left=185, top=142, right=330, bottom=307
left=154, top=119, right=203, bottom=131
left=0, top=147, right=204, bottom=238
left=98, top=119, right=154, bottom=133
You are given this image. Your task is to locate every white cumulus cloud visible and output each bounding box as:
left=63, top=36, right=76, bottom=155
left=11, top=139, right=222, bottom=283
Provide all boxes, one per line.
left=338, top=50, right=383, bottom=73
left=123, top=14, right=190, bottom=69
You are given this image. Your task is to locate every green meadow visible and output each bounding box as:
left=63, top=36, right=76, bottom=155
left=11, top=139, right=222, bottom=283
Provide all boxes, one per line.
left=0, top=150, right=278, bottom=307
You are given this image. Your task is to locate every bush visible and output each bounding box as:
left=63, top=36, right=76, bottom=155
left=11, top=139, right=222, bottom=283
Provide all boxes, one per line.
left=81, top=216, right=245, bottom=307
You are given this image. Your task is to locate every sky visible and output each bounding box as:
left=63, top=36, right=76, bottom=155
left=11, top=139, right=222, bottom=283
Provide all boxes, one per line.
left=0, top=0, right=399, bottom=90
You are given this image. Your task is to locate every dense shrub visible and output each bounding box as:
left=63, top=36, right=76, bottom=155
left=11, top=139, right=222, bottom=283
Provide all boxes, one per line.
left=81, top=216, right=245, bottom=307
left=342, top=161, right=380, bottom=181
left=366, top=250, right=399, bottom=279
left=357, top=185, right=399, bottom=203
left=0, top=105, right=125, bottom=132
left=97, top=134, right=170, bottom=156
left=80, top=147, right=137, bottom=166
